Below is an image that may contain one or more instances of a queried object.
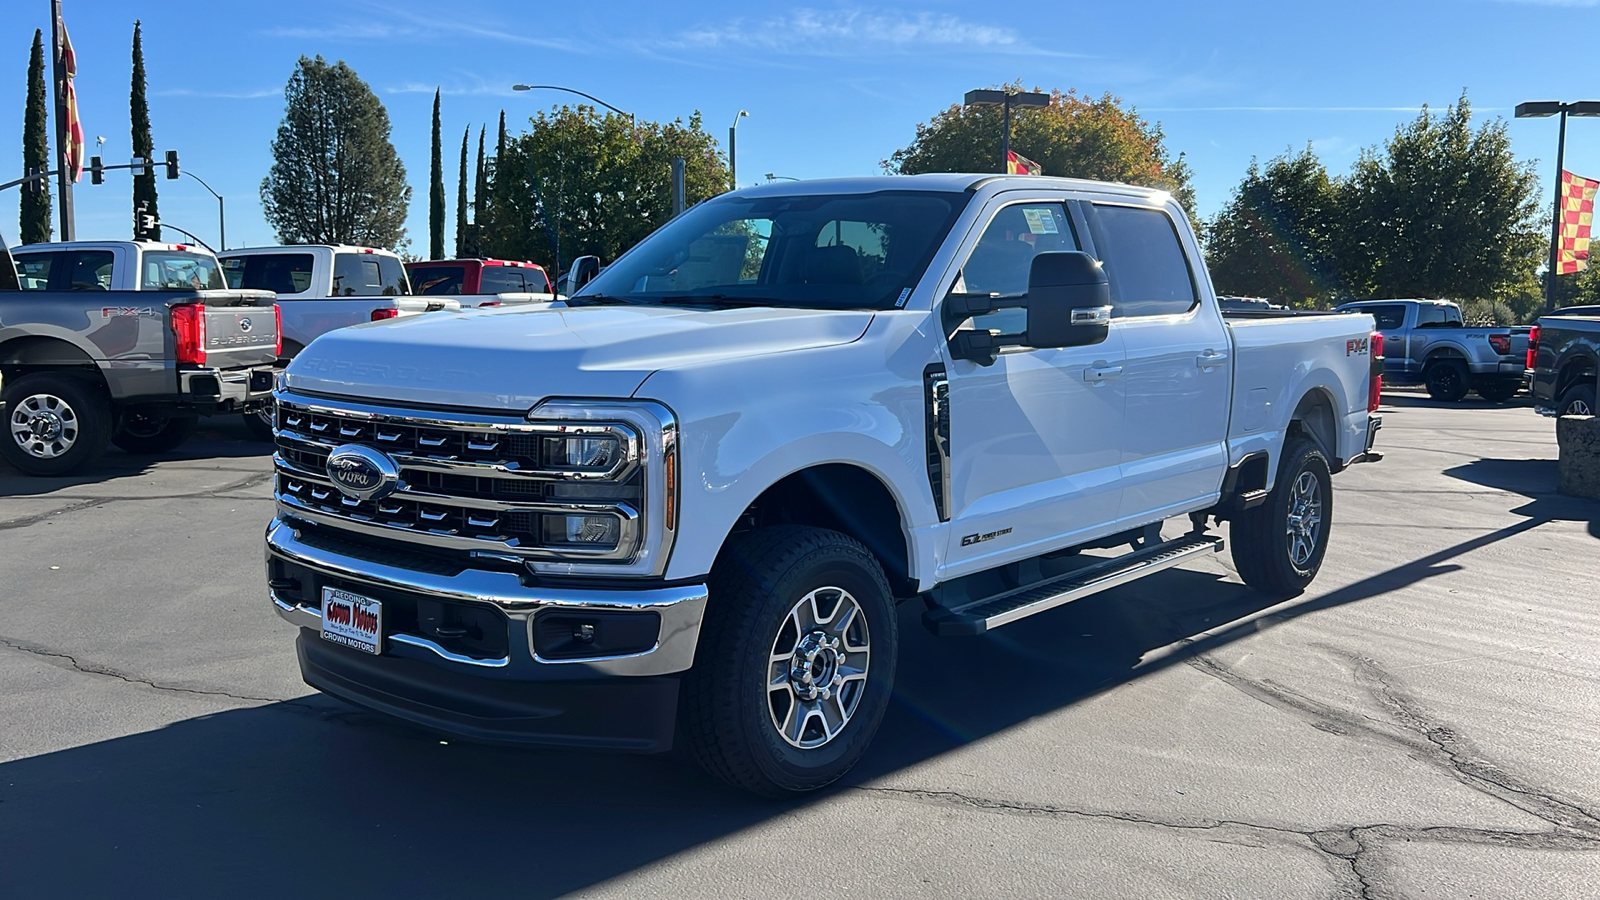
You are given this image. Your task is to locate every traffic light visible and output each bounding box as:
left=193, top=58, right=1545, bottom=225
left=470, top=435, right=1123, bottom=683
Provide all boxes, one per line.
left=25, top=167, right=41, bottom=196
left=164, top=150, right=179, bottom=180
left=90, top=156, right=104, bottom=184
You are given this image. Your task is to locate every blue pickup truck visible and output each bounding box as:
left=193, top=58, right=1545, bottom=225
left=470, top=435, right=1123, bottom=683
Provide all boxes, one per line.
left=1335, top=299, right=1529, bottom=402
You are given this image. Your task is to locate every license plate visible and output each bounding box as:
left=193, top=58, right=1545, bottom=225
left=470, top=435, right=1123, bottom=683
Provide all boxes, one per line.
left=321, top=586, right=382, bottom=655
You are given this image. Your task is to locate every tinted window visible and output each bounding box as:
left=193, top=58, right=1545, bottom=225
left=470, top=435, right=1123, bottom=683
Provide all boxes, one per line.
left=479, top=267, right=524, bottom=293
left=1364, top=305, right=1407, bottom=330
left=575, top=191, right=965, bottom=310
left=141, top=251, right=224, bottom=290
left=1090, top=204, right=1197, bottom=318
left=221, top=253, right=315, bottom=294
left=0, top=245, right=17, bottom=291
left=332, top=253, right=409, bottom=296
left=958, top=203, right=1078, bottom=333
left=1416, top=303, right=1462, bottom=327
left=67, top=251, right=114, bottom=291
left=411, top=265, right=466, bottom=295
left=14, top=252, right=56, bottom=291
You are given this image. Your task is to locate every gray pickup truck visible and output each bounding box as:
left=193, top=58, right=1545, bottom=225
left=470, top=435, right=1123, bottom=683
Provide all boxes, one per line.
left=0, top=234, right=281, bottom=475
left=1528, top=312, right=1600, bottom=415
left=1334, top=299, right=1529, bottom=402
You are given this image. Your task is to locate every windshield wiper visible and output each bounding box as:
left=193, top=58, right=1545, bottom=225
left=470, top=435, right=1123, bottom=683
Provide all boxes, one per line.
left=657, top=294, right=780, bottom=307
left=566, top=293, right=641, bottom=306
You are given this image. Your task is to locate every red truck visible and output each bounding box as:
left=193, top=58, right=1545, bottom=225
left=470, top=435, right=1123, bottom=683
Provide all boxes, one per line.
left=404, top=258, right=552, bottom=302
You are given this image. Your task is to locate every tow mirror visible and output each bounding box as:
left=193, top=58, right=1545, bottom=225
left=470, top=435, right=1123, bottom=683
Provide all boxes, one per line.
left=569, top=255, right=601, bottom=293
left=1024, top=252, right=1111, bottom=349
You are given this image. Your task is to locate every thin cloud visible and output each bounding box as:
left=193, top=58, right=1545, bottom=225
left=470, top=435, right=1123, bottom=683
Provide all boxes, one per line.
left=153, top=87, right=281, bottom=100
left=261, top=5, right=576, bottom=52
left=667, top=8, right=1063, bottom=56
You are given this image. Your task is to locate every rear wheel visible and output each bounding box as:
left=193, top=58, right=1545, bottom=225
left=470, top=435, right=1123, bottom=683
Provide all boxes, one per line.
left=1424, top=360, right=1469, bottom=402
left=111, top=409, right=199, bottom=455
left=1557, top=383, right=1596, bottom=416
left=1230, top=436, right=1333, bottom=597
left=682, top=525, right=897, bottom=796
left=1475, top=379, right=1520, bottom=403
left=0, top=372, right=112, bottom=476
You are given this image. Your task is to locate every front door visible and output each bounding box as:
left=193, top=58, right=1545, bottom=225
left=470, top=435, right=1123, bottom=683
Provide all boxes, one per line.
left=940, top=198, right=1128, bottom=580
left=1082, top=202, right=1231, bottom=523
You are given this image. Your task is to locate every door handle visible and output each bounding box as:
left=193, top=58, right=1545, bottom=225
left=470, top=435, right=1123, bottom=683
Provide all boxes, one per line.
left=1084, top=365, right=1123, bottom=382
left=1196, top=351, right=1229, bottom=369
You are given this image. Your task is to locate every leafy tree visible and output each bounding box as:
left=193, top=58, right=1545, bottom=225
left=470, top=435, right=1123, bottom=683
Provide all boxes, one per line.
left=20, top=28, right=50, bottom=244
left=886, top=84, right=1195, bottom=217
left=1337, top=93, right=1541, bottom=302
left=130, top=21, right=159, bottom=240
left=1206, top=147, right=1342, bottom=306
left=428, top=89, right=444, bottom=258
left=484, top=106, right=729, bottom=269
left=454, top=127, right=468, bottom=257
left=260, top=56, right=410, bottom=248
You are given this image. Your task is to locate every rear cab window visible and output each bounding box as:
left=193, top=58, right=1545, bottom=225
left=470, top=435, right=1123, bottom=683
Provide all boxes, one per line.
left=1085, top=203, right=1197, bottom=318
left=333, top=253, right=410, bottom=296
left=1361, top=305, right=1408, bottom=330
left=222, top=253, right=315, bottom=294
left=141, top=251, right=224, bottom=290
left=478, top=267, right=525, bottom=293
left=1416, top=303, right=1463, bottom=328
left=411, top=265, right=467, bottom=295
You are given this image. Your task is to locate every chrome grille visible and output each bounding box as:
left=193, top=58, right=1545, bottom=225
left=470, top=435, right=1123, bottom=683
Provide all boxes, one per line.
left=273, top=395, right=644, bottom=561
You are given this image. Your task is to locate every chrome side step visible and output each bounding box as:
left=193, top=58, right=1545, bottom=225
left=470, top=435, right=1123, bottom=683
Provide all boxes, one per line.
left=923, top=535, right=1225, bottom=636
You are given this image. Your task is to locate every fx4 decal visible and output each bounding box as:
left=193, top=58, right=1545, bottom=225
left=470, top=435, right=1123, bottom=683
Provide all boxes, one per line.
left=101, top=307, right=157, bottom=318
left=1346, top=337, right=1370, bottom=356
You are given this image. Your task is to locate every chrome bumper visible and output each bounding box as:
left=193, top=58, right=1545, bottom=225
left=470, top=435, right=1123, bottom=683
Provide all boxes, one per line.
left=181, top=365, right=278, bottom=407
left=265, top=517, right=707, bottom=678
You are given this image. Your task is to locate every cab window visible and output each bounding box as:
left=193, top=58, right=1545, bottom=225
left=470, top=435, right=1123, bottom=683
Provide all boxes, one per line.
left=67, top=251, right=114, bottom=291
left=222, top=253, right=315, bottom=294
left=1416, top=303, right=1463, bottom=328
left=333, top=253, right=410, bottom=296
left=141, top=251, right=224, bottom=290
left=14, top=253, right=56, bottom=290
left=479, top=267, right=525, bottom=293
left=955, top=202, right=1078, bottom=334
left=1088, top=204, right=1197, bottom=318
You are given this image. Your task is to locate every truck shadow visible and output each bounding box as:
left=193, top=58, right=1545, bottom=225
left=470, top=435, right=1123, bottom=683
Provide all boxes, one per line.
left=1443, top=456, right=1600, bottom=540
left=1379, top=392, right=1534, bottom=410
left=0, top=418, right=271, bottom=497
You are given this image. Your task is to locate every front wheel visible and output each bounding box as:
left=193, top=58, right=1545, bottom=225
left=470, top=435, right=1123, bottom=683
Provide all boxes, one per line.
left=1557, top=383, right=1596, bottom=417
left=0, top=372, right=112, bottom=476
left=1230, top=436, right=1333, bottom=597
left=1475, top=379, right=1520, bottom=403
left=1424, top=360, right=1469, bottom=402
left=682, top=525, right=898, bottom=796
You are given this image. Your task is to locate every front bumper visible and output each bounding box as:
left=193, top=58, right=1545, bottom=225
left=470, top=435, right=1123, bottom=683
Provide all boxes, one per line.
left=265, top=516, right=708, bottom=749
left=180, top=364, right=279, bottom=411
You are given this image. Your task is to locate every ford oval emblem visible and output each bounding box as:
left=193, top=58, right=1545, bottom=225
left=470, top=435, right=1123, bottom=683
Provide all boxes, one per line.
left=325, top=444, right=400, bottom=501
left=239, top=317, right=253, bottom=332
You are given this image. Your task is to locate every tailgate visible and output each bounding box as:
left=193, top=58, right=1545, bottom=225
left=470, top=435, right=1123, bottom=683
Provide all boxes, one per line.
left=190, top=290, right=279, bottom=368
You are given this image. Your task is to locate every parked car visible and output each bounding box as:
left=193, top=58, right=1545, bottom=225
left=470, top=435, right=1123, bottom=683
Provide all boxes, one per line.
left=0, top=233, right=280, bottom=474
left=217, top=246, right=459, bottom=358
left=264, top=174, right=1383, bottom=796
left=405, top=258, right=555, bottom=308
left=1333, top=299, right=1528, bottom=401
left=1527, top=313, right=1600, bottom=415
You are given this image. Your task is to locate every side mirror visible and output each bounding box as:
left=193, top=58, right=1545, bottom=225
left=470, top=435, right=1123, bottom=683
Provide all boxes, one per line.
left=1024, top=251, right=1111, bottom=349
left=570, top=255, right=601, bottom=293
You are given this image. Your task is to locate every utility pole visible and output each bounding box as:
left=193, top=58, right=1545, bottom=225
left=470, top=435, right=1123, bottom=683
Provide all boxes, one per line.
left=50, top=0, right=75, bottom=240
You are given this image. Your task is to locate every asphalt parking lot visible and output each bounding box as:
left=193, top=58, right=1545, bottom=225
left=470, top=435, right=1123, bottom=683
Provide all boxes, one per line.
left=1, top=394, right=1596, bottom=898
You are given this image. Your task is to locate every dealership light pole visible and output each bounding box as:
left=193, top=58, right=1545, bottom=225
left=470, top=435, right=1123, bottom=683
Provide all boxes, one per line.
left=964, top=89, right=1049, bottom=172
left=729, top=109, right=748, bottom=190
left=181, top=170, right=225, bottom=250
left=511, top=84, right=635, bottom=126
left=1516, top=100, right=1600, bottom=312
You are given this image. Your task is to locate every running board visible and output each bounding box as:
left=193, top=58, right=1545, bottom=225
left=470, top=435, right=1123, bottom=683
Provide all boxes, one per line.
left=923, top=535, right=1225, bottom=636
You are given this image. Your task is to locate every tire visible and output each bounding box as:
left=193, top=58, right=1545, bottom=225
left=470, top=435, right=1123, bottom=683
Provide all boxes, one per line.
left=111, top=410, right=199, bottom=454
left=1230, top=436, right=1333, bottom=598
left=682, top=525, right=898, bottom=797
left=1475, top=379, right=1520, bottom=403
left=1557, top=383, right=1596, bottom=417
left=0, top=372, right=113, bottom=476
left=1424, top=360, right=1470, bottom=402
left=242, top=405, right=276, bottom=443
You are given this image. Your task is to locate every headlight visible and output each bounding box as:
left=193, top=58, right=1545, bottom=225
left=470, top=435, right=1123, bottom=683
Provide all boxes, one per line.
left=544, top=435, right=620, bottom=470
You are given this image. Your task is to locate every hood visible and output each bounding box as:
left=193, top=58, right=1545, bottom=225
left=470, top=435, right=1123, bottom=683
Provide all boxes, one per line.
left=284, top=304, right=875, bottom=410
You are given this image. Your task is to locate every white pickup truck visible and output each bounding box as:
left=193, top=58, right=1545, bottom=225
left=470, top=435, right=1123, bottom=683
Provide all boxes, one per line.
left=217, top=245, right=459, bottom=358
left=263, top=175, right=1383, bottom=796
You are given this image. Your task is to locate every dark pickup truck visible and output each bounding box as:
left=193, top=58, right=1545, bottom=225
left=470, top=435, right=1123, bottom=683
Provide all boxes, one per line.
left=1, top=234, right=281, bottom=475
left=1528, top=311, right=1600, bottom=416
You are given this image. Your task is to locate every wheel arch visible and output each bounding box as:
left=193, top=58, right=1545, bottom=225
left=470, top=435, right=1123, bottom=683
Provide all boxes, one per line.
left=1287, top=386, right=1339, bottom=465
left=1554, top=351, right=1598, bottom=396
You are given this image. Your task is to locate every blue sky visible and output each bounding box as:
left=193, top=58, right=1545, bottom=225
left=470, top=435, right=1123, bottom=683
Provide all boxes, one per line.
left=4, top=0, right=1600, bottom=253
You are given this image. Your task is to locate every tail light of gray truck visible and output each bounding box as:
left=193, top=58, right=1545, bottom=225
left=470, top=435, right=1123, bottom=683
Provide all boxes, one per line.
left=171, top=302, right=206, bottom=365
left=1488, top=333, right=1512, bottom=355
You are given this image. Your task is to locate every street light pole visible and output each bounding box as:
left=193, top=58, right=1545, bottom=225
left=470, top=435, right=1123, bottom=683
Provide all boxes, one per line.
left=510, top=84, right=635, bottom=126
left=1516, top=99, right=1600, bottom=312
left=963, top=89, right=1049, bottom=172
left=181, top=170, right=225, bottom=250
left=729, top=110, right=748, bottom=191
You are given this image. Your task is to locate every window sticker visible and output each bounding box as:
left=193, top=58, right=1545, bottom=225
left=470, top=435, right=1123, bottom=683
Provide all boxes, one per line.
left=1021, top=207, right=1059, bottom=235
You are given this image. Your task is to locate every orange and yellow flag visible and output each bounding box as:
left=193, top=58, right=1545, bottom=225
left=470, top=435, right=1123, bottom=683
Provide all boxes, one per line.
left=1558, top=169, right=1600, bottom=274
left=1006, top=150, right=1042, bottom=176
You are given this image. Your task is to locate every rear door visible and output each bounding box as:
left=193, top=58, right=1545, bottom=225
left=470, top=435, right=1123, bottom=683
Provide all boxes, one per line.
left=941, top=195, right=1128, bottom=577
left=1081, top=200, right=1231, bottom=523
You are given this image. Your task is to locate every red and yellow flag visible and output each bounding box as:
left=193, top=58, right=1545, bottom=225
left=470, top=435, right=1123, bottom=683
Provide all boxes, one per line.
left=1006, top=150, right=1042, bottom=176
left=58, top=11, right=85, bottom=183
left=1558, top=169, right=1600, bottom=274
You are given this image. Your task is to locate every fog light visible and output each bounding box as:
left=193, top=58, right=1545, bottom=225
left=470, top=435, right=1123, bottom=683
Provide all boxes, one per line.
left=543, top=514, right=620, bottom=547
left=544, top=436, right=618, bottom=469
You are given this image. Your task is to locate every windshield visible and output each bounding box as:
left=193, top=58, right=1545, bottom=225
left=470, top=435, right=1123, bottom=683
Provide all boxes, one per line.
left=141, top=251, right=225, bottom=290
left=575, top=190, right=966, bottom=310
left=409, top=265, right=466, bottom=295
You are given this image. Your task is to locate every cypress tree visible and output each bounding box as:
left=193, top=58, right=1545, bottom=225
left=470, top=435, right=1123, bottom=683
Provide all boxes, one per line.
left=473, top=125, right=487, bottom=229
left=21, top=28, right=52, bottom=244
left=131, top=20, right=160, bottom=240
left=428, top=89, right=444, bottom=259
left=455, top=127, right=468, bottom=257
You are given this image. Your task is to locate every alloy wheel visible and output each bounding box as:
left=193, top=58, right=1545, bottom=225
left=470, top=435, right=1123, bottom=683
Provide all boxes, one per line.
left=9, top=393, right=80, bottom=459
left=767, top=586, right=872, bottom=749
left=1285, top=470, right=1323, bottom=568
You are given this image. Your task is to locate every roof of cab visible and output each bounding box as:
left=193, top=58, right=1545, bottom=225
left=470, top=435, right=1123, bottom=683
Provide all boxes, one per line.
left=725, top=173, right=1171, bottom=202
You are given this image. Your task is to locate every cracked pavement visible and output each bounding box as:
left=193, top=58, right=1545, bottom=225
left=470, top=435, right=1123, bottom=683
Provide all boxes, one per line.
left=2, top=400, right=1597, bottom=898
